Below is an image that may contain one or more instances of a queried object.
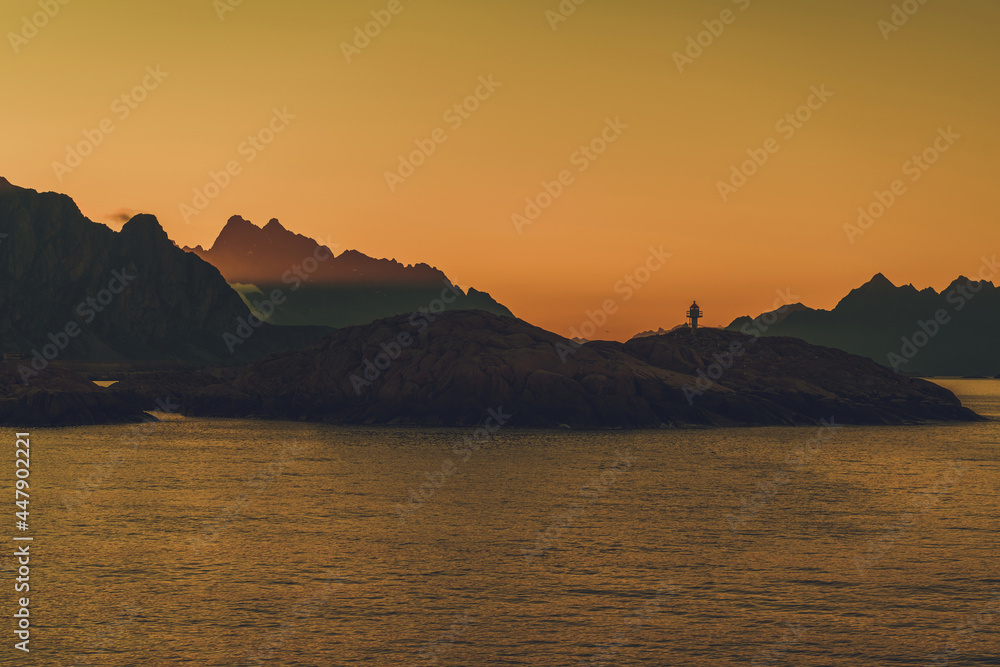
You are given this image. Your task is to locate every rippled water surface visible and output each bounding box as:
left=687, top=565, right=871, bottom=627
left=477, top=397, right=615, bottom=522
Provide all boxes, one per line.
left=16, top=380, right=1000, bottom=664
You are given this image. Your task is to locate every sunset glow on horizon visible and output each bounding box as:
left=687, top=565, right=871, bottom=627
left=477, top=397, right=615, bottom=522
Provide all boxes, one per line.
left=3, top=0, right=997, bottom=339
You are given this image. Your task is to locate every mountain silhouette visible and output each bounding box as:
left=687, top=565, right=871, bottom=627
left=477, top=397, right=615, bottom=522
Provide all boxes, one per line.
left=727, top=273, right=1000, bottom=376
left=184, top=216, right=514, bottom=328
left=0, top=179, right=327, bottom=364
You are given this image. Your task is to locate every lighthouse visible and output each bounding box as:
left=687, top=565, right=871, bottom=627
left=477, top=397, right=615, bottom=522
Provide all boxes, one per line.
left=687, top=301, right=703, bottom=336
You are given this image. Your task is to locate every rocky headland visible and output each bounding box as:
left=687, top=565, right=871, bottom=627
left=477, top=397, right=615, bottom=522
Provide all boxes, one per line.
left=0, top=363, right=151, bottom=426
left=110, top=311, right=982, bottom=428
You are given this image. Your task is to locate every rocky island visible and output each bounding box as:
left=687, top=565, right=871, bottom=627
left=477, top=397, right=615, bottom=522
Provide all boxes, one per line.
left=111, top=311, right=982, bottom=428
left=0, top=178, right=985, bottom=428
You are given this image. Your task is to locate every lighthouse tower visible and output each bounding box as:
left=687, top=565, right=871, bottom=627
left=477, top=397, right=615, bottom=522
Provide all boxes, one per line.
left=687, top=301, right=703, bottom=336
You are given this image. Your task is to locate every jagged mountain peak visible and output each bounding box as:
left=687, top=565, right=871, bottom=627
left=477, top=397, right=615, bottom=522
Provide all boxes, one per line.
left=725, top=271, right=1000, bottom=375
left=945, top=275, right=995, bottom=292
left=190, top=219, right=452, bottom=286
left=220, top=215, right=256, bottom=235
left=262, top=217, right=287, bottom=234
left=210, top=215, right=258, bottom=251
left=120, top=213, right=170, bottom=242
left=834, top=272, right=910, bottom=311
left=184, top=216, right=514, bottom=327
left=862, top=272, right=896, bottom=290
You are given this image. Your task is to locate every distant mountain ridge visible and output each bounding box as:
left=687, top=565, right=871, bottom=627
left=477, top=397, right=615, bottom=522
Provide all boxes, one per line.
left=184, top=215, right=448, bottom=285
left=184, top=216, right=514, bottom=328
left=631, top=325, right=681, bottom=339
left=726, top=271, right=1000, bottom=376
left=0, top=178, right=326, bottom=364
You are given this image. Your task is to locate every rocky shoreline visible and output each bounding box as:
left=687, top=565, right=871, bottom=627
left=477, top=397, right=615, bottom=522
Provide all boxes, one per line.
left=106, top=312, right=982, bottom=429
left=0, top=364, right=152, bottom=427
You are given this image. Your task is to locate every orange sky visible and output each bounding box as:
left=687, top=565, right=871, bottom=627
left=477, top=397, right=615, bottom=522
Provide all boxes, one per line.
left=2, top=0, right=997, bottom=339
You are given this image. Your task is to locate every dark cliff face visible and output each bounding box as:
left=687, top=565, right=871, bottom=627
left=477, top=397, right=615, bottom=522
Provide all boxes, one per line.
left=726, top=273, right=1000, bottom=376
left=0, top=362, right=150, bottom=426
left=112, top=312, right=981, bottom=428
left=0, top=181, right=327, bottom=363
left=183, top=216, right=515, bottom=328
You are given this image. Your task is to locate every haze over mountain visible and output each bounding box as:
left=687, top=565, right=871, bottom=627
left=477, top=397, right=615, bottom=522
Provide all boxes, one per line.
left=0, top=178, right=985, bottom=427
left=727, top=272, right=1000, bottom=376
left=0, top=178, right=326, bottom=365
left=184, top=216, right=514, bottom=329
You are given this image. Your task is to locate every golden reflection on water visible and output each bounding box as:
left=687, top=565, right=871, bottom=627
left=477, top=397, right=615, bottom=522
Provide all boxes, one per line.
left=15, top=381, right=1000, bottom=664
